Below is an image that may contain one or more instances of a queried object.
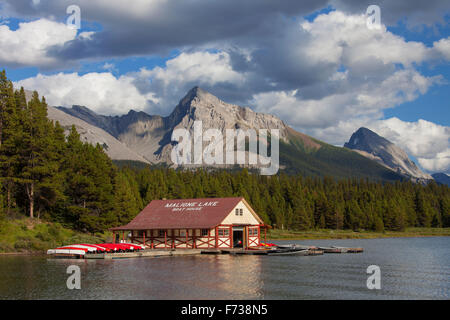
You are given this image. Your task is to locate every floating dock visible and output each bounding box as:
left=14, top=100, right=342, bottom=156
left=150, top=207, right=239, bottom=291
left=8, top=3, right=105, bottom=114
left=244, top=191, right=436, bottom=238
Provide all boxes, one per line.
left=84, top=249, right=202, bottom=259
left=50, top=245, right=363, bottom=259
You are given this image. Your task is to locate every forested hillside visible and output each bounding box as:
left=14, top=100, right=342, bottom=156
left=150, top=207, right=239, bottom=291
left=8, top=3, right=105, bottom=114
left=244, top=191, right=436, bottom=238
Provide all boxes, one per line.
left=1, top=70, right=449, bottom=235
left=0, top=70, right=131, bottom=233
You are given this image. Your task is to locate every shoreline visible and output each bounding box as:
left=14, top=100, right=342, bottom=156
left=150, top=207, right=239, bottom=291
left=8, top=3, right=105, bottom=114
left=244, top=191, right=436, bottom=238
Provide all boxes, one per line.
left=266, top=228, right=450, bottom=241
left=1, top=228, right=449, bottom=256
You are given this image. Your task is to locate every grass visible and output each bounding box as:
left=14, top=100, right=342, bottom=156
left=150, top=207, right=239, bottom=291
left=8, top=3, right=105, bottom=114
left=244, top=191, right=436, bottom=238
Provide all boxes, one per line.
left=266, top=228, right=450, bottom=240
left=0, top=217, right=112, bottom=254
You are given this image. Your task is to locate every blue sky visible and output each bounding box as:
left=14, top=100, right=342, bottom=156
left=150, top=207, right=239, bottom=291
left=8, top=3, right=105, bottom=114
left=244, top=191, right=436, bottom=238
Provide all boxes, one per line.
left=0, top=0, right=449, bottom=173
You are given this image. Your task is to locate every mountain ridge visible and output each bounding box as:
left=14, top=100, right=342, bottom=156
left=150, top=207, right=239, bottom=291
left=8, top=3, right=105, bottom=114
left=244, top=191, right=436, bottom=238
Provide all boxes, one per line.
left=344, top=127, right=432, bottom=182
left=53, top=87, right=406, bottom=182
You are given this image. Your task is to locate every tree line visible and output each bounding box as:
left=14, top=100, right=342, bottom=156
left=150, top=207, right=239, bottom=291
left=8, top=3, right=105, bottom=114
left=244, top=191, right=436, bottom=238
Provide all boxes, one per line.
left=0, top=70, right=449, bottom=233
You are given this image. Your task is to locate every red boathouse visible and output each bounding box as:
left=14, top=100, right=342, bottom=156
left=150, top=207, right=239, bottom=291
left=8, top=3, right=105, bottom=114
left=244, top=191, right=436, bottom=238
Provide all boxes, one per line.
left=111, top=197, right=268, bottom=249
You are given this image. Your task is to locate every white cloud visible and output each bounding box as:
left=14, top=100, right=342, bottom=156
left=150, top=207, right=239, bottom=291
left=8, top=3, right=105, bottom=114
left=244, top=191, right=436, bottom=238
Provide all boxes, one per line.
left=418, top=150, right=450, bottom=173
left=12, top=51, right=242, bottom=116
left=14, top=72, right=157, bottom=115
left=131, top=51, right=246, bottom=114
left=433, top=37, right=450, bottom=60
left=0, top=19, right=78, bottom=68
left=139, top=51, right=245, bottom=87
left=251, top=69, right=439, bottom=129
left=299, top=11, right=431, bottom=67
left=374, top=118, right=450, bottom=173
left=300, top=117, right=450, bottom=173
left=6, top=10, right=449, bottom=173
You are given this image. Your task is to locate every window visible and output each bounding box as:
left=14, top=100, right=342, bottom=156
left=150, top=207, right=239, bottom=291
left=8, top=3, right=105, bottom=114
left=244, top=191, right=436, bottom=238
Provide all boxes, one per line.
left=138, top=230, right=145, bottom=237
left=249, top=228, right=258, bottom=236
left=235, top=208, right=239, bottom=215
left=218, top=229, right=230, bottom=237
left=201, top=229, right=209, bottom=237
left=158, top=230, right=165, bottom=237
left=180, top=230, right=186, bottom=237
left=240, top=208, right=243, bottom=216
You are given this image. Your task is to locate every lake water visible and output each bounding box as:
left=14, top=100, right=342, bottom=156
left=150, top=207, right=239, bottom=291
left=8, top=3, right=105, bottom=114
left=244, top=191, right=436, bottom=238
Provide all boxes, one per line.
left=0, top=237, right=448, bottom=300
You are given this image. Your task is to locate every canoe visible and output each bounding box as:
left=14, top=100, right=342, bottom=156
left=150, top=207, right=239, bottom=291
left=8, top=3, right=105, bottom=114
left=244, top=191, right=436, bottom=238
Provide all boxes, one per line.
left=268, top=249, right=310, bottom=256
left=95, top=243, right=143, bottom=252
left=47, top=248, right=87, bottom=256
left=80, top=243, right=109, bottom=252
left=278, top=244, right=319, bottom=250
left=65, top=244, right=99, bottom=253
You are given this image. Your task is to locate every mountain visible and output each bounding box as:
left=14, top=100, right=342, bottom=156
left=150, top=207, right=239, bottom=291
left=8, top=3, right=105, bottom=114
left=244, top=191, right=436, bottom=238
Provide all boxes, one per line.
left=47, top=106, right=150, bottom=164
left=344, top=127, right=432, bottom=182
left=57, top=87, right=405, bottom=182
left=432, top=173, right=450, bottom=186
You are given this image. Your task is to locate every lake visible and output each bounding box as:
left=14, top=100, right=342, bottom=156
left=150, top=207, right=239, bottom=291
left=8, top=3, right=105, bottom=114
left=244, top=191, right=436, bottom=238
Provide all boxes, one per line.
left=0, top=237, right=448, bottom=299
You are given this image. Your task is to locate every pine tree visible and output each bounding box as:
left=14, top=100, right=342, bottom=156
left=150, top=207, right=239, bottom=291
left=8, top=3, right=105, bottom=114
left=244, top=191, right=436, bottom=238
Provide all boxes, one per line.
left=0, top=75, right=21, bottom=215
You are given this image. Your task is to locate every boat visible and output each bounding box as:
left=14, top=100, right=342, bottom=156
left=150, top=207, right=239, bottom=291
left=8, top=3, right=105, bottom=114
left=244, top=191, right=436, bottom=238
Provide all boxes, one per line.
left=65, top=244, right=99, bottom=253
left=47, top=246, right=88, bottom=258
left=95, top=243, right=144, bottom=252
left=267, top=248, right=310, bottom=256
left=277, top=244, right=319, bottom=250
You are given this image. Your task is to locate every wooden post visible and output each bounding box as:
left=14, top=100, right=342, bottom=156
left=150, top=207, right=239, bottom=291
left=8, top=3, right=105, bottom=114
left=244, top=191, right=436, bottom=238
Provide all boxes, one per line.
left=215, top=227, right=218, bottom=248
left=143, top=230, right=146, bottom=248
left=164, top=230, right=167, bottom=249
left=264, top=227, right=267, bottom=244
left=258, top=226, right=260, bottom=246
left=122, top=231, right=124, bottom=242
left=113, top=231, right=115, bottom=244
left=208, top=229, right=211, bottom=249
left=151, top=230, right=154, bottom=249
left=172, top=230, right=175, bottom=249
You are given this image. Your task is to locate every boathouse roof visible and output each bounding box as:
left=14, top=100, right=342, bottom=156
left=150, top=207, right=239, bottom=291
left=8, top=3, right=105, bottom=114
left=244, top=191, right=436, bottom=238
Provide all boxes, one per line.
left=111, top=197, right=263, bottom=230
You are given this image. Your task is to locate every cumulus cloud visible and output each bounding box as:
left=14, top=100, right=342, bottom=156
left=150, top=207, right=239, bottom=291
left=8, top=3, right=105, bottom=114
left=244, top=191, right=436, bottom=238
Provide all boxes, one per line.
left=4, top=7, right=449, bottom=173
left=0, top=19, right=77, bottom=68
left=0, top=0, right=329, bottom=61
left=331, top=0, right=450, bottom=27
left=12, top=51, right=244, bottom=116
left=14, top=72, right=157, bottom=115
left=372, top=118, right=449, bottom=173
left=296, top=117, right=450, bottom=173
left=433, top=37, right=450, bottom=60
left=133, top=51, right=246, bottom=114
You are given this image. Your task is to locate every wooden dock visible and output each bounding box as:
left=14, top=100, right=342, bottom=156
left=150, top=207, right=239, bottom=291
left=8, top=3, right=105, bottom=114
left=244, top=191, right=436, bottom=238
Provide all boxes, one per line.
left=72, top=245, right=363, bottom=259
left=85, top=249, right=202, bottom=259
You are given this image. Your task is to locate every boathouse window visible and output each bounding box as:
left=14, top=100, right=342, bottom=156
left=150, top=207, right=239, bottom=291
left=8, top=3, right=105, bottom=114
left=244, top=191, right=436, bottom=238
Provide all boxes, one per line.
left=180, top=230, right=186, bottom=237
left=158, top=230, right=165, bottom=237
left=235, top=209, right=239, bottom=215
left=138, top=230, right=145, bottom=237
left=218, top=229, right=229, bottom=237
left=201, top=229, right=209, bottom=236
left=240, top=209, right=243, bottom=216
left=249, top=228, right=258, bottom=236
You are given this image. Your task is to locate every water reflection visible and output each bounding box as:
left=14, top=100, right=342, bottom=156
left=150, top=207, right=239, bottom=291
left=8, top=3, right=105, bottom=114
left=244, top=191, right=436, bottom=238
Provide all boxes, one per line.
left=0, top=237, right=448, bottom=300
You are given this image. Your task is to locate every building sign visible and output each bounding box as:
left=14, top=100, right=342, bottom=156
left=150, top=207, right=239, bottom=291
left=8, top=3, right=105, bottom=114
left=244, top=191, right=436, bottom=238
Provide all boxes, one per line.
left=165, top=201, right=219, bottom=212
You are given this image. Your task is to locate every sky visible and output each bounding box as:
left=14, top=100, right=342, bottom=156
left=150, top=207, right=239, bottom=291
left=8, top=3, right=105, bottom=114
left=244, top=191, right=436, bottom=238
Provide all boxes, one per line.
left=0, top=0, right=449, bottom=174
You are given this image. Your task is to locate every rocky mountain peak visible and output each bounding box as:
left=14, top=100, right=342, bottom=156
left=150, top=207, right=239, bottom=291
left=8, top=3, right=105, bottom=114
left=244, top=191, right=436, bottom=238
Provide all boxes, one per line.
left=344, top=127, right=432, bottom=181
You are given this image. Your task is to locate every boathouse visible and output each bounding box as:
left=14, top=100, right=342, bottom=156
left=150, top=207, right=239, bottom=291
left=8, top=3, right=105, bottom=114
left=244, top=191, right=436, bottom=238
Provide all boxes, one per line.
left=111, top=197, right=268, bottom=249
